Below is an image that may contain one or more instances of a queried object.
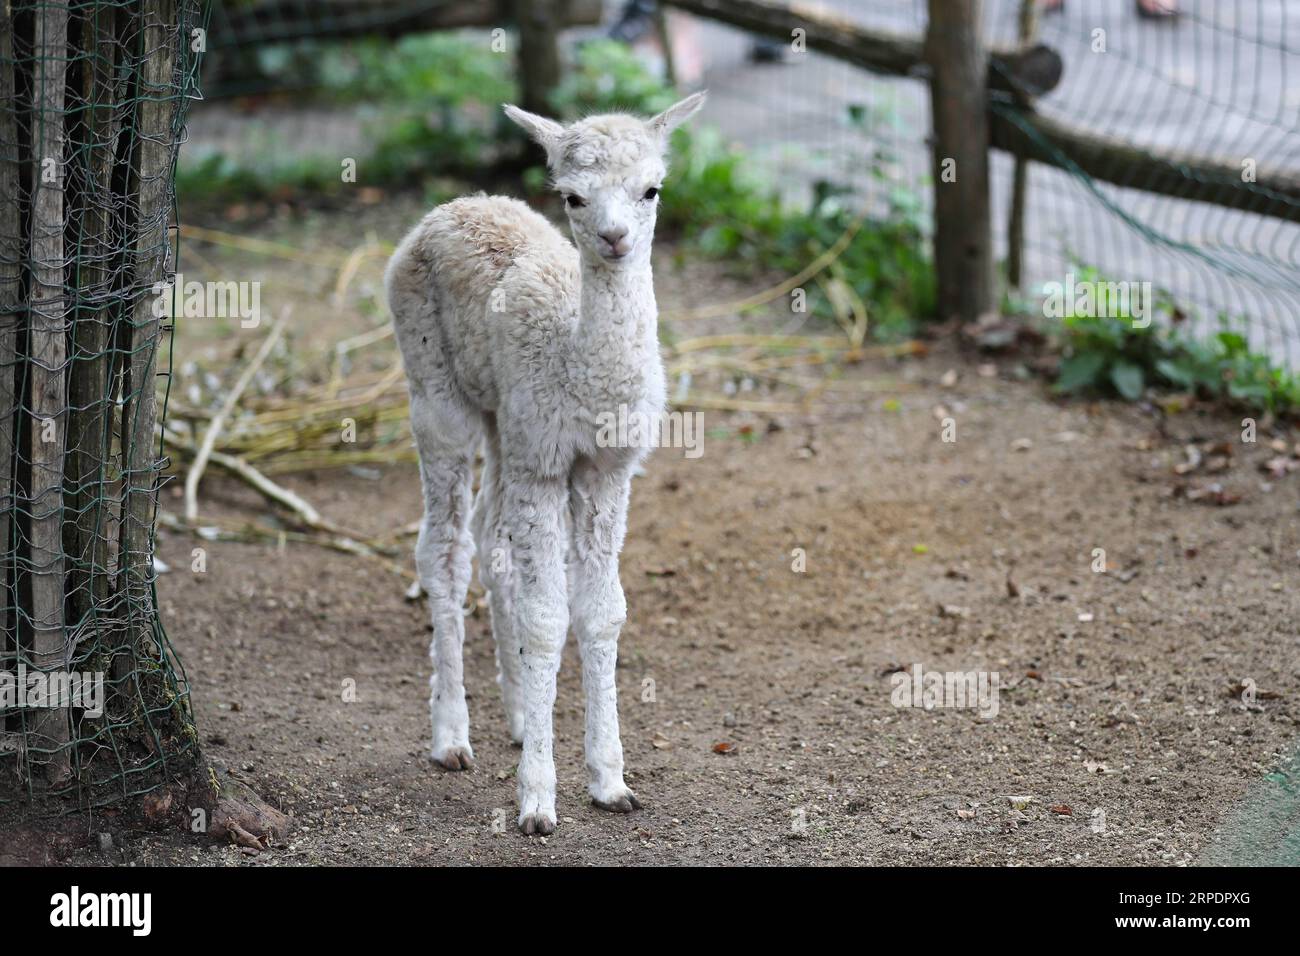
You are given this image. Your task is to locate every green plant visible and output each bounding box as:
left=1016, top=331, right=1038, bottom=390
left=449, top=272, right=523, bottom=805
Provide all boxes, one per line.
left=1051, top=267, right=1300, bottom=414
left=549, top=39, right=678, bottom=118
left=658, top=125, right=934, bottom=339
left=335, top=32, right=516, bottom=178
left=179, top=32, right=515, bottom=203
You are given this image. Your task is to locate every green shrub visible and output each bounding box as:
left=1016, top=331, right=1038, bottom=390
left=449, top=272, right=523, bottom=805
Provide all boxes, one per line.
left=336, top=32, right=517, bottom=178
left=549, top=39, right=678, bottom=118
left=180, top=32, right=515, bottom=201
left=1051, top=267, right=1300, bottom=414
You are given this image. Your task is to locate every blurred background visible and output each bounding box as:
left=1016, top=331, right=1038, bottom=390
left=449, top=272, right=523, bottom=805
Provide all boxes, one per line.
left=171, top=0, right=1300, bottom=487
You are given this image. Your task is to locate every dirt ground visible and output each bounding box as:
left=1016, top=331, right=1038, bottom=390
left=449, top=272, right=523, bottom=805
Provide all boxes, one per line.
left=63, top=347, right=1300, bottom=865
left=5, top=198, right=1297, bottom=866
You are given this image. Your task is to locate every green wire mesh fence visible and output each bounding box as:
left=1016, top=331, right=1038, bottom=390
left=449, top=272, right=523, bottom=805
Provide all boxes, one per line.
left=665, top=0, right=1299, bottom=363
left=985, top=0, right=1300, bottom=365
left=1, top=0, right=205, bottom=811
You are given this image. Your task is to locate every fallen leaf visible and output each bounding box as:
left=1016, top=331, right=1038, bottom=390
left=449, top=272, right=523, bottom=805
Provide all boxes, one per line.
left=1185, top=482, right=1242, bottom=506
left=1226, top=682, right=1282, bottom=701
left=712, top=741, right=737, bottom=755
left=1049, top=804, right=1073, bottom=816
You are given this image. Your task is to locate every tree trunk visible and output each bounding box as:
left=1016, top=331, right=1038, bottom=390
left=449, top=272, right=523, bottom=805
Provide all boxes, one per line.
left=116, top=0, right=177, bottom=713
left=26, top=0, right=73, bottom=786
left=64, top=2, right=122, bottom=705
left=0, top=2, right=21, bottom=753
left=1, top=0, right=202, bottom=808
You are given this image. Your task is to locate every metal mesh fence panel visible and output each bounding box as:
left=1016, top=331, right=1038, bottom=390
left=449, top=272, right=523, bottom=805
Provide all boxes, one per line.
left=1, top=0, right=205, bottom=811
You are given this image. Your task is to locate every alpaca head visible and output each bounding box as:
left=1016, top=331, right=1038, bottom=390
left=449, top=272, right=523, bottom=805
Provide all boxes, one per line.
left=504, top=92, right=707, bottom=266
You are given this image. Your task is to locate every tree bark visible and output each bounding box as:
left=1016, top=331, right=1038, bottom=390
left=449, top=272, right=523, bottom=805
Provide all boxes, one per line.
left=27, top=0, right=73, bottom=784
left=0, top=1, right=21, bottom=733
left=116, top=0, right=177, bottom=705
left=64, top=3, right=123, bottom=690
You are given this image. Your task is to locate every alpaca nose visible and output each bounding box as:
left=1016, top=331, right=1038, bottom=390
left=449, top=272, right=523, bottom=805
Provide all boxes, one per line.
left=599, top=226, right=629, bottom=253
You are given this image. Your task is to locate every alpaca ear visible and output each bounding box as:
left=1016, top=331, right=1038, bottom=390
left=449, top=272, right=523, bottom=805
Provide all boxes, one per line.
left=647, top=91, right=707, bottom=142
left=503, top=104, right=565, bottom=166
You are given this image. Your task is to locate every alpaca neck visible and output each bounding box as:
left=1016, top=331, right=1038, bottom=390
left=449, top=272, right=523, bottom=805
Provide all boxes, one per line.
left=576, top=250, right=657, bottom=349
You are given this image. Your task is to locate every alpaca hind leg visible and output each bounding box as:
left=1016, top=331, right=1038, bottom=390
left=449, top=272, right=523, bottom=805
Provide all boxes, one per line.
left=472, top=429, right=524, bottom=744
left=412, top=396, right=480, bottom=771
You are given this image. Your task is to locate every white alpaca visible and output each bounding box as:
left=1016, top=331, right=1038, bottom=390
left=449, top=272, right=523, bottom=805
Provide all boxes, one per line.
left=385, top=93, right=706, bottom=835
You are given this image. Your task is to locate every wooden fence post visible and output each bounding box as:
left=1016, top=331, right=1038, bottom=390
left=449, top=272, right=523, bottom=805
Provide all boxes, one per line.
left=926, top=0, right=994, bottom=324
left=1007, top=0, right=1040, bottom=290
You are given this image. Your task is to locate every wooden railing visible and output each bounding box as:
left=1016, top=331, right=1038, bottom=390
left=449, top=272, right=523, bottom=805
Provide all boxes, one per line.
left=663, top=0, right=1300, bottom=324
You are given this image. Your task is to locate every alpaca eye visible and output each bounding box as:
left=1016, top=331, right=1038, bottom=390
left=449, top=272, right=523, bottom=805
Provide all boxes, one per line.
left=566, top=194, right=585, bottom=208
left=643, top=187, right=659, bottom=201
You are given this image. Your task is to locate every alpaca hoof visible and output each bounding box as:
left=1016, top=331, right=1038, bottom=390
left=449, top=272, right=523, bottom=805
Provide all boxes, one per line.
left=433, top=746, right=474, bottom=771
left=592, top=789, right=642, bottom=813
left=519, top=812, right=556, bottom=836
left=507, top=722, right=524, bottom=748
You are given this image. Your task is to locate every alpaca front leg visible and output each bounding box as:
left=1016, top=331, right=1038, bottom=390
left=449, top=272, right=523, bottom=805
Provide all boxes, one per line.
left=574, top=573, right=638, bottom=811
left=570, top=465, right=639, bottom=812
left=507, top=474, right=569, bottom=835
